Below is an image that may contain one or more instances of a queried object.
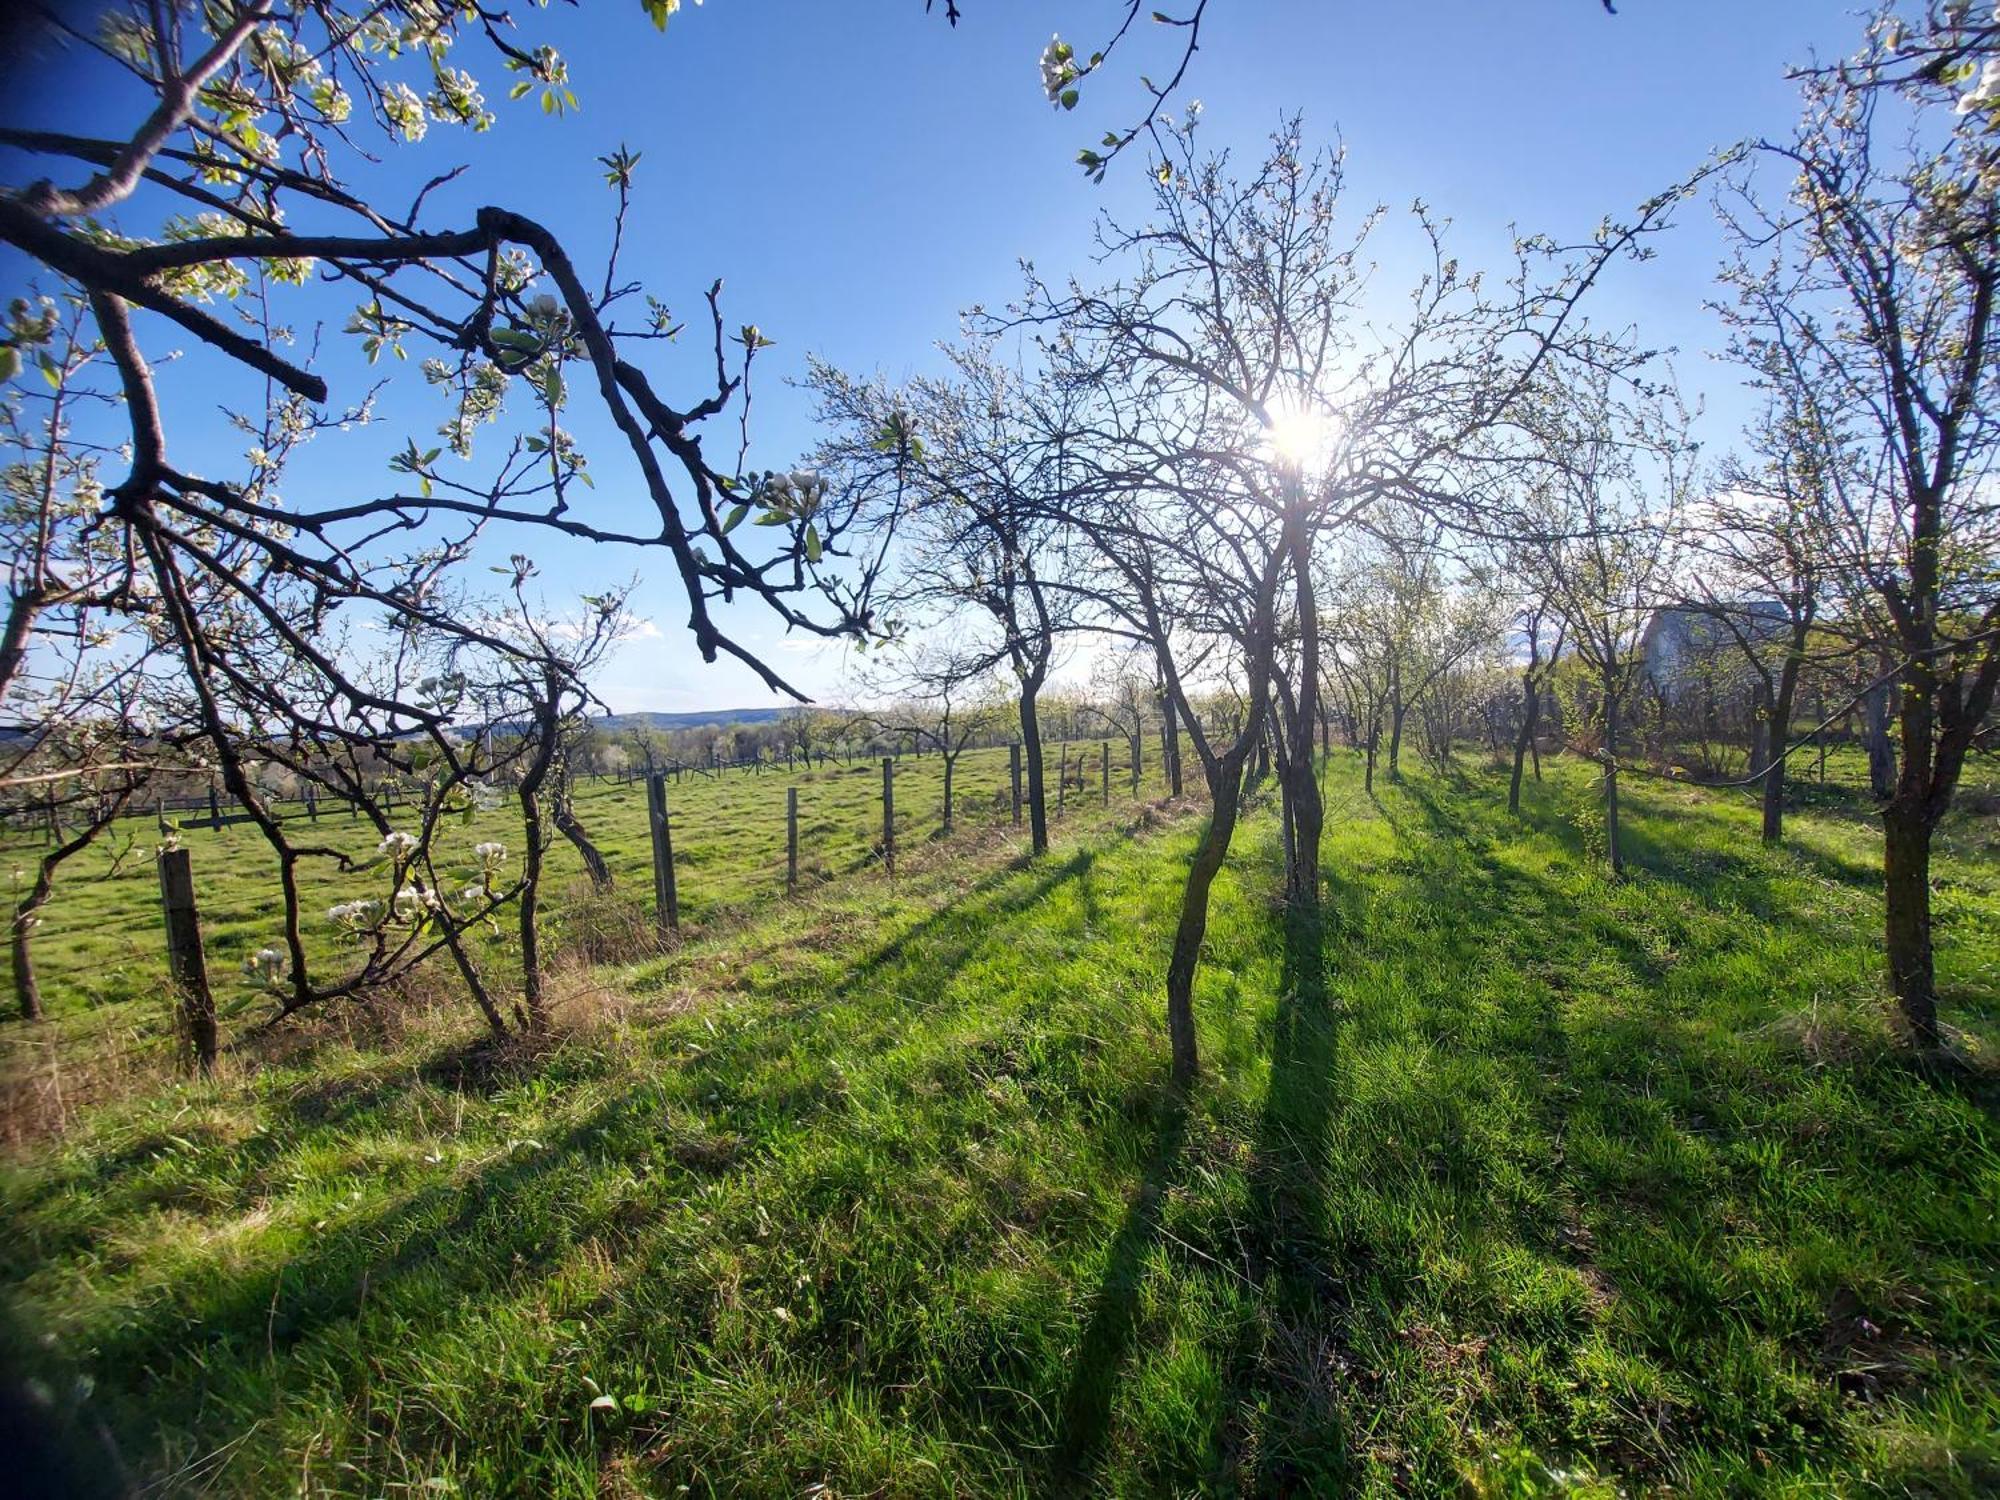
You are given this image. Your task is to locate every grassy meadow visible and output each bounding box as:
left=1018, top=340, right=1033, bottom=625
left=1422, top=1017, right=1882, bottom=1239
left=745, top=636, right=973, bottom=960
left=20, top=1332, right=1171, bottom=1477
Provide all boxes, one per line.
left=0, top=741, right=1138, bottom=1074
left=1, top=749, right=1997, bottom=1496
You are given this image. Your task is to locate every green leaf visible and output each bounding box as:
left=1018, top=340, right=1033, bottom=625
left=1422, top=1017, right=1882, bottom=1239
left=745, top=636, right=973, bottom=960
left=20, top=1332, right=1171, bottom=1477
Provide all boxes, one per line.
left=803, top=524, right=821, bottom=563
left=0, top=346, right=18, bottom=383
left=1060, top=89, right=1079, bottom=111
left=721, top=502, right=748, bottom=534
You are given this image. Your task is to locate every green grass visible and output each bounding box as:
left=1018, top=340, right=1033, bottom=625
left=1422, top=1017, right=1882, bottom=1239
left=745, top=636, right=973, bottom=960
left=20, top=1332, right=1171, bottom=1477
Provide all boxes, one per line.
left=2, top=751, right=1996, bottom=1496
left=0, top=740, right=1142, bottom=1040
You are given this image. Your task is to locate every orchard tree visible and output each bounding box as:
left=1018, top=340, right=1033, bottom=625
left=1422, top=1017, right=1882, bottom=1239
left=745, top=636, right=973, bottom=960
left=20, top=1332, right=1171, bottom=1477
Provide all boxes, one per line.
left=807, top=346, right=1081, bottom=854
left=1, top=0, right=899, bottom=1028
left=1718, top=4, right=2000, bottom=1047
left=1692, top=387, right=1838, bottom=844
left=1523, top=372, right=1695, bottom=878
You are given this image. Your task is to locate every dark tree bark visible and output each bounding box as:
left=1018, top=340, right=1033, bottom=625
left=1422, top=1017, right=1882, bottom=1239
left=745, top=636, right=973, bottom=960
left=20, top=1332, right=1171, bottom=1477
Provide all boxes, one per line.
left=1602, top=673, right=1625, bottom=878
left=1864, top=671, right=1897, bottom=801
left=1509, top=677, right=1541, bottom=815
left=552, top=773, right=613, bottom=889
left=1882, top=804, right=1938, bottom=1049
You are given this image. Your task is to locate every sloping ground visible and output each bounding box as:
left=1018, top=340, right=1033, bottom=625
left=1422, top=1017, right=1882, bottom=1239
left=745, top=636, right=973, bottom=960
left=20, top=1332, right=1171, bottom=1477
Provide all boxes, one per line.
left=2, top=756, right=1996, bottom=1497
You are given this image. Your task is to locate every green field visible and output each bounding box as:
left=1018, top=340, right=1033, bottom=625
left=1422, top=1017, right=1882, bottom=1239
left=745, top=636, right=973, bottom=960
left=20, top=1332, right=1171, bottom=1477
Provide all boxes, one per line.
left=2, top=752, right=1997, bottom=1496
left=0, top=740, right=1147, bottom=1050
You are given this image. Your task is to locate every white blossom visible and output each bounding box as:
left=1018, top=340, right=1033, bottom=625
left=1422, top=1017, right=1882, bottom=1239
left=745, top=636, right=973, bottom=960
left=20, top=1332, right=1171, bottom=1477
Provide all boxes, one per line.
left=1958, top=56, right=2000, bottom=115
left=1039, top=34, right=1076, bottom=102
left=242, top=947, right=288, bottom=985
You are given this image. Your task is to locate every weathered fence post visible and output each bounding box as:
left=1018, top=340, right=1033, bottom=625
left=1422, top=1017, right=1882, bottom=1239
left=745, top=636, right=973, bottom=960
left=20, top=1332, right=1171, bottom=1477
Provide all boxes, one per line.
left=1101, top=741, right=1110, bottom=806
left=1010, top=743, right=1022, bottom=826
left=306, top=787, right=319, bottom=821
left=207, top=786, right=221, bottom=829
left=646, top=772, right=679, bottom=934
left=882, top=757, right=895, bottom=877
left=1131, top=733, right=1141, bottom=796
left=157, top=848, right=217, bottom=1075
left=786, top=785, right=799, bottom=894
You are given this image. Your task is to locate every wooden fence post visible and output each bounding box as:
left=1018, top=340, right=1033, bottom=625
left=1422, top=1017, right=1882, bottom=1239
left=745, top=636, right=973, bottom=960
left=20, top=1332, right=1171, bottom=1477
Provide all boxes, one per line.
left=786, top=785, right=799, bottom=894
left=1101, top=741, right=1110, bottom=806
left=207, top=786, right=221, bottom=829
left=882, top=757, right=895, bottom=877
left=157, top=848, right=217, bottom=1075
left=646, top=772, right=679, bottom=934
left=1010, top=743, right=1022, bottom=826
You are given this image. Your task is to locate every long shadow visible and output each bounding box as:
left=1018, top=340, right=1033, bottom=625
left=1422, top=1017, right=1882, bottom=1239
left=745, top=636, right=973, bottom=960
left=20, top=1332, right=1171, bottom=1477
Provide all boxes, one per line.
left=837, top=848, right=1096, bottom=996
left=1044, top=1084, right=1189, bottom=1493
left=28, top=832, right=1125, bottom=1487
left=1184, top=886, right=1353, bottom=1493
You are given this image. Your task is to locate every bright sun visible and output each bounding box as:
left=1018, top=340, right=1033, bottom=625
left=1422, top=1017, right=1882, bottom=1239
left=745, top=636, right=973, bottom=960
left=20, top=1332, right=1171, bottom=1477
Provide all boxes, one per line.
left=1265, top=400, right=1332, bottom=468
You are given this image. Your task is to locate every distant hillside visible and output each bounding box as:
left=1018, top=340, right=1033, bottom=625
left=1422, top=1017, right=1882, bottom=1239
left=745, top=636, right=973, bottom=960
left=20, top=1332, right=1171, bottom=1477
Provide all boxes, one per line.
left=594, top=707, right=790, bottom=733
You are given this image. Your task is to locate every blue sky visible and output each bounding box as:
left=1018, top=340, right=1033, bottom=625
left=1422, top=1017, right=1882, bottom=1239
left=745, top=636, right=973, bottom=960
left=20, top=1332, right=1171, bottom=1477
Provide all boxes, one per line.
left=5, top=0, right=1860, bottom=712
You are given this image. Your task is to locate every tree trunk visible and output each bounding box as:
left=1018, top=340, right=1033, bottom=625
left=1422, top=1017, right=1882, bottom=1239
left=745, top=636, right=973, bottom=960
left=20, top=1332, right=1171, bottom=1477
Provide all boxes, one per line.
left=553, top=781, right=613, bottom=889
left=1163, top=696, right=1183, bottom=798
left=1882, top=804, right=1939, bottom=1049
left=1388, top=698, right=1406, bottom=782
left=1164, top=768, right=1243, bottom=1087
left=1761, top=653, right=1803, bottom=845
left=942, top=755, right=955, bottom=833
left=12, top=891, right=45, bottom=1021
left=1020, top=680, right=1049, bottom=855
left=1865, top=674, right=1897, bottom=801
left=1509, top=676, right=1540, bottom=815
left=1603, top=681, right=1624, bottom=878
left=518, top=785, right=547, bottom=1029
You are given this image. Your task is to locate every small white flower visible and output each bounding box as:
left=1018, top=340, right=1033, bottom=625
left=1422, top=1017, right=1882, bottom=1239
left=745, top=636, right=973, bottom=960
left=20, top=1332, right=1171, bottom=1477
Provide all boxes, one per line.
left=378, top=830, right=419, bottom=859
left=1958, top=57, right=2000, bottom=115
left=382, top=81, right=428, bottom=142
left=1039, top=34, right=1076, bottom=101
left=473, top=841, right=508, bottom=868
left=393, top=885, right=439, bottom=920
left=242, top=948, right=288, bottom=986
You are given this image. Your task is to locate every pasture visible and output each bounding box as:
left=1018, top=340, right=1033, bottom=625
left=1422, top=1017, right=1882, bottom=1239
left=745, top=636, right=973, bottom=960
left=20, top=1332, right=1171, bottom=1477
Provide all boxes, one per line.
left=2, top=752, right=1996, bottom=1496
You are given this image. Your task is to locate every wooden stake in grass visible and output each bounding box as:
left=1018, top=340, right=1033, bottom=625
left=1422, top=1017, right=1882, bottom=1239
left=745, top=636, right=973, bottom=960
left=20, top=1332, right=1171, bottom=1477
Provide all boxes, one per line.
left=156, top=847, right=216, bottom=1075
left=1101, top=741, right=1110, bottom=806
left=646, top=772, right=679, bottom=934
left=786, top=785, right=799, bottom=895
left=1010, top=743, right=1022, bottom=826
left=882, top=757, right=895, bottom=878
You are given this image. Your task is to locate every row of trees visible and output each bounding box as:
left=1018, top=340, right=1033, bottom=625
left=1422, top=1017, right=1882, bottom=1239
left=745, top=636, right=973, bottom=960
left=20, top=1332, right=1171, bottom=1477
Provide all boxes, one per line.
left=1, top=2, right=1993, bottom=1077
left=796, top=8, right=1998, bottom=1073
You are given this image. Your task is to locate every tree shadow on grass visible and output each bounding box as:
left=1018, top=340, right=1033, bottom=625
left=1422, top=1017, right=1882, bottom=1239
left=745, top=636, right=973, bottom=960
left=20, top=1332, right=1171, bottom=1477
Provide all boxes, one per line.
left=1210, top=902, right=1355, bottom=1492
left=35, top=841, right=1123, bottom=1489
left=1044, top=1080, right=1189, bottom=1494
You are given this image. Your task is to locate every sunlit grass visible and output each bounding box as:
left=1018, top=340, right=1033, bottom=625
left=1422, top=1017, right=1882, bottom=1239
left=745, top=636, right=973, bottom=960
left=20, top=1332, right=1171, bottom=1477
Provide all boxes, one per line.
left=2, top=750, right=1995, bottom=1496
